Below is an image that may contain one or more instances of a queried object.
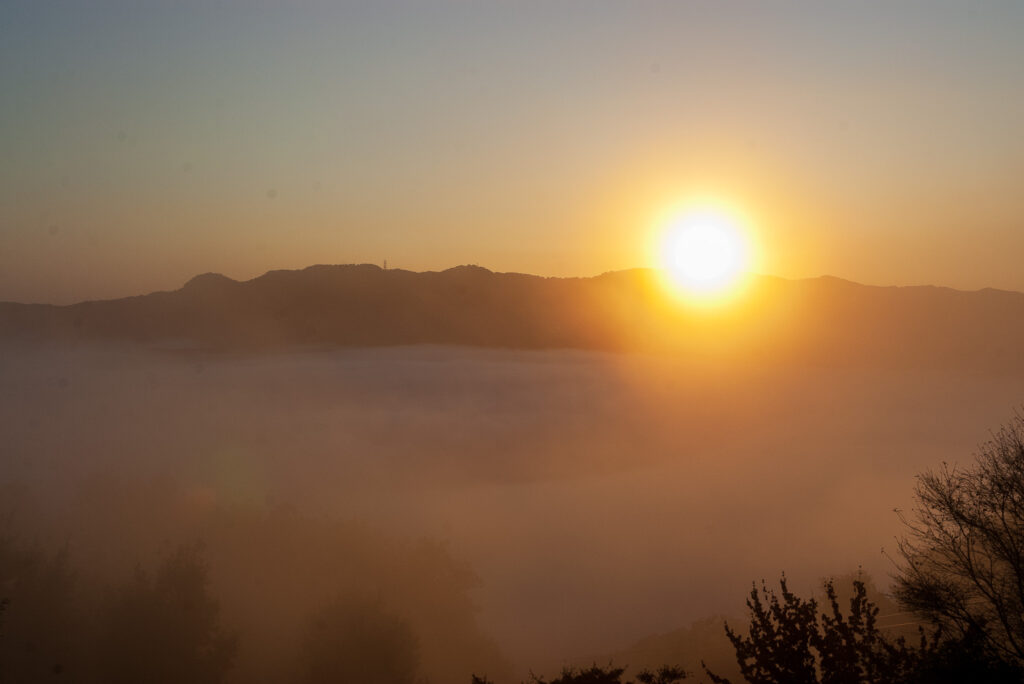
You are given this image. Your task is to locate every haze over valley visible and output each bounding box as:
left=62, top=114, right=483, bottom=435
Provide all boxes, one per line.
left=3, top=267, right=1022, bottom=679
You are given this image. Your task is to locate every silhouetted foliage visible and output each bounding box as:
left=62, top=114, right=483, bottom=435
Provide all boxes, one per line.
left=301, top=598, right=418, bottom=684
left=898, top=625, right=1024, bottom=683
left=704, top=576, right=932, bottom=684
left=895, top=412, right=1024, bottom=667
left=531, top=664, right=629, bottom=684
left=0, top=538, right=81, bottom=682
left=472, top=663, right=687, bottom=684
left=92, top=544, right=236, bottom=684
left=634, top=665, right=689, bottom=684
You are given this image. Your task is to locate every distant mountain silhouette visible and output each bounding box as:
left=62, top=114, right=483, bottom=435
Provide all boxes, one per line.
left=2, top=264, right=1023, bottom=371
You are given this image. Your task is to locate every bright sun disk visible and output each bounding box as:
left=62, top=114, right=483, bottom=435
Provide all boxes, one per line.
left=656, top=205, right=753, bottom=302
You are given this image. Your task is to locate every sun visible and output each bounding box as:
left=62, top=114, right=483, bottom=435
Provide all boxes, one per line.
left=653, top=203, right=754, bottom=304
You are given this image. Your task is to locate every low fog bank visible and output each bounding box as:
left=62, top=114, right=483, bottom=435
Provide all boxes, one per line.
left=2, top=342, right=1021, bottom=679
left=0, top=483, right=508, bottom=683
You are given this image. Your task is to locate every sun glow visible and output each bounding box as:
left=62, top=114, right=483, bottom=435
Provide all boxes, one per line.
left=653, top=202, right=756, bottom=305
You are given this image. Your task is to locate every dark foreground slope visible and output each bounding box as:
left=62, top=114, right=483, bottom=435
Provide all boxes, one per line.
left=2, top=264, right=1024, bottom=371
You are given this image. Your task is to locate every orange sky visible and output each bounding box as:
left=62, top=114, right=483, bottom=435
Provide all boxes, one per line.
left=2, top=2, right=1023, bottom=303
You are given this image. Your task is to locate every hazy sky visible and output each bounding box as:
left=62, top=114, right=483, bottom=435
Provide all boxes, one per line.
left=2, top=1, right=1023, bottom=303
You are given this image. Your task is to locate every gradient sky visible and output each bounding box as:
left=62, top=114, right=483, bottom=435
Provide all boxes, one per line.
left=2, top=1, right=1023, bottom=303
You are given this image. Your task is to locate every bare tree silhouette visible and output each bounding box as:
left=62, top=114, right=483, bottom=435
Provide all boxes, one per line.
left=895, top=412, right=1024, bottom=666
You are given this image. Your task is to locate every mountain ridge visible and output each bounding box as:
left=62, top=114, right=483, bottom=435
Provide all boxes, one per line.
left=2, top=264, right=1024, bottom=372
left=8, top=264, right=1021, bottom=308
